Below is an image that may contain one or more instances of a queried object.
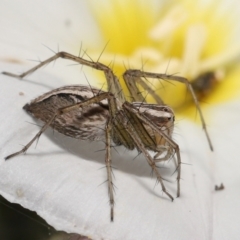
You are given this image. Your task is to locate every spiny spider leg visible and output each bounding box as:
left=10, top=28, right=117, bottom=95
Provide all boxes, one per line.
left=154, top=146, right=174, bottom=162
left=105, top=119, right=114, bottom=221
left=124, top=69, right=213, bottom=151
left=119, top=110, right=174, bottom=201
left=123, top=102, right=181, bottom=197
left=5, top=92, right=113, bottom=160
left=123, top=72, right=164, bottom=104
left=2, top=51, right=126, bottom=103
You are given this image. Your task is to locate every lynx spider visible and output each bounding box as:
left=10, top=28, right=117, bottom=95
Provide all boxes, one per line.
left=3, top=51, right=213, bottom=221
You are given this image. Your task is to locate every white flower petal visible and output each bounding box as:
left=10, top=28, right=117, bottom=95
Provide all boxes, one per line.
left=0, top=0, right=100, bottom=54
left=0, top=0, right=101, bottom=86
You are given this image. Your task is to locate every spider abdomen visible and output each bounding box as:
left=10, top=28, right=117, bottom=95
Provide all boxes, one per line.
left=23, top=85, right=109, bottom=141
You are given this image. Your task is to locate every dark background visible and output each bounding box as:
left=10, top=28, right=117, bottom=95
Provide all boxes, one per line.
left=0, top=195, right=91, bottom=240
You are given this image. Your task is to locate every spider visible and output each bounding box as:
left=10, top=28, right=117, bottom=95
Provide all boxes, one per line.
left=3, top=51, right=213, bottom=221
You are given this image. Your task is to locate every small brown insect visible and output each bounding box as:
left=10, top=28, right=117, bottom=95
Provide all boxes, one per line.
left=191, top=71, right=222, bottom=100
left=215, top=183, right=224, bottom=191
left=3, top=51, right=213, bottom=221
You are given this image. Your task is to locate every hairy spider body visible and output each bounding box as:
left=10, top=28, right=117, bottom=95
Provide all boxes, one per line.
left=3, top=51, right=213, bottom=221
left=24, top=85, right=175, bottom=151
left=23, top=85, right=110, bottom=141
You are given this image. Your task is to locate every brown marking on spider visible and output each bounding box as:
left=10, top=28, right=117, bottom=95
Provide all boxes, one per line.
left=3, top=51, right=213, bottom=221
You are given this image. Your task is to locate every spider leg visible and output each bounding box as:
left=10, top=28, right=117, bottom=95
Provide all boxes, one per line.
left=105, top=119, right=115, bottom=221
left=120, top=107, right=175, bottom=201
left=154, top=147, right=178, bottom=174
left=5, top=92, right=113, bottom=160
left=124, top=69, right=213, bottom=151
left=123, top=102, right=181, bottom=197
left=154, top=146, right=174, bottom=162
left=5, top=112, right=57, bottom=160
left=2, top=51, right=125, bottom=103
left=123, top=71, right=164, bottom=104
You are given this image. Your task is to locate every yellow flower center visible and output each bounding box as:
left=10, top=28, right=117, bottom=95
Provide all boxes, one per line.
left=84, top=0, right=240, bottom=122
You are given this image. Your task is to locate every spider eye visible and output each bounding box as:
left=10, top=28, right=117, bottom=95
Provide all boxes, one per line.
left=163, top=107, right=168, bottom=112
left=168, top=116, right=175, bottom=121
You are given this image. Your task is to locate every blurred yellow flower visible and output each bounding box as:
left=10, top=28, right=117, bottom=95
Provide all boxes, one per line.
left=87, top=0, right=240, bottom=121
